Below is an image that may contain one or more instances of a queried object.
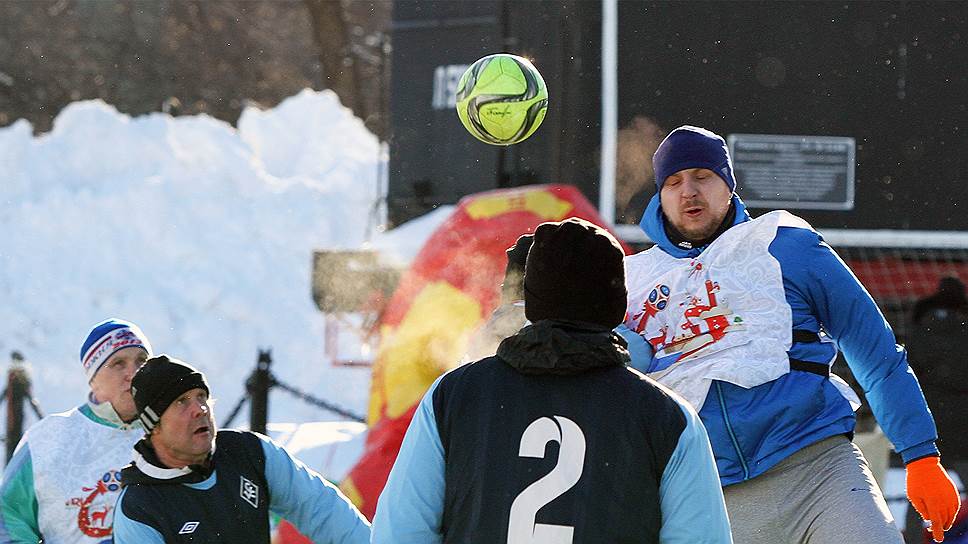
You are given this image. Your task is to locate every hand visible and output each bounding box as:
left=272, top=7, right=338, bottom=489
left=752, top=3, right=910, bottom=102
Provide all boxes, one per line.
left=906, top=456, right=961, bottom=542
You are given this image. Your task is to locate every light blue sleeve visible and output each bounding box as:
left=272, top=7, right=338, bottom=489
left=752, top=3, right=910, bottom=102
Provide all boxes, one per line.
left=615, top=323, right=654, bottom=373
left=659, top=400, right=733, bottom=544
left=111, top=488, right=165, bottom=544
left=370, top=376, right=446, bottom=544
left=258, top=434, right=370, bottom=544
left=772, top=227, right=938, bottom=462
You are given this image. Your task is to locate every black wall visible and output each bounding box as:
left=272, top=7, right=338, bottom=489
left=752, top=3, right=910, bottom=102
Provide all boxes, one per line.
left=388, top=0, right=601, bottom=225
left=389, top=1, right=968, bottom=231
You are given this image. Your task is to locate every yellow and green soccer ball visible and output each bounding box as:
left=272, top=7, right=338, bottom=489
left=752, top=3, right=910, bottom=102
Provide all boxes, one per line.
left=456, top=53, right=548, bottom=146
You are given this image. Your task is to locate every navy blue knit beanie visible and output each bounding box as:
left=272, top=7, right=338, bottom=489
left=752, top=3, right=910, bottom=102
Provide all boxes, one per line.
left=653, top=126, right=736, bottom=192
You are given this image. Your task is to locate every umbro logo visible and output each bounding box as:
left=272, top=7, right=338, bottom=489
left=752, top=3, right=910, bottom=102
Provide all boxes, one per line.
left=179, top=521, right=200, bottom=534
left=240, top=475, right=259, bottom=508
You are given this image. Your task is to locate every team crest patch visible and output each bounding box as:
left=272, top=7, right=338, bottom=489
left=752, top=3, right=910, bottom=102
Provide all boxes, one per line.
left=67, top=470, right=123, bottom=538
left=240, top=475, right=259, bottom=508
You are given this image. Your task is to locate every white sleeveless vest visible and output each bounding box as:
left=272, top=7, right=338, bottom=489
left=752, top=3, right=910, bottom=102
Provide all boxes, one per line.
left=625, top=211, right=810, bottom=410
left=27, top=406, right=142, bottom=543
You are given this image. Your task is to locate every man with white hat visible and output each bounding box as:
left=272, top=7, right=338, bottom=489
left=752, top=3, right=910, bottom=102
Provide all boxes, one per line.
left=0, top=318, right=152, bottom=543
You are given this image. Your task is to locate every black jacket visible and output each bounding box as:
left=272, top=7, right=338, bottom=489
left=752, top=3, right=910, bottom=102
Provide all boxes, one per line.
left=433, top=319, right=688, bottom=543
left=905, top=313, right=968, bottom=461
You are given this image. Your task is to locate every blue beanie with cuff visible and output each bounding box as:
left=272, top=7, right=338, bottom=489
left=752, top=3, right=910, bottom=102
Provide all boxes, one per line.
left=653, top=125, right=736, bottom=192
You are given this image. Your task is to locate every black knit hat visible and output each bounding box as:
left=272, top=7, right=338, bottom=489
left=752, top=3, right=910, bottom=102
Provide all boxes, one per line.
left=501, top=233, right=534, bottom=302
left=524, top=218, right=627, bottom=328
left=132, top=355, right=210, bottom=432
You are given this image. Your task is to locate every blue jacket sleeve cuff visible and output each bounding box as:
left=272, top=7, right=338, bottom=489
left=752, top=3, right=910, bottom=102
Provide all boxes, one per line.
left=615, top=323, right=653, bottom=373
left=899, top=440, right=940, bottom=465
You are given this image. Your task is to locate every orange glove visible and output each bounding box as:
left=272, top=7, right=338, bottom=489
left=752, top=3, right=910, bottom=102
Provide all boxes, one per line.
left=906, top=456, right=961, bottom=542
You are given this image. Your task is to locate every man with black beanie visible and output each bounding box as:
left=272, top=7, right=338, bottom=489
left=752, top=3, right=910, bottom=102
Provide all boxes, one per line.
left=372, top=217, right=731, bottom=543
left=112, top=355, right=370, bottom=543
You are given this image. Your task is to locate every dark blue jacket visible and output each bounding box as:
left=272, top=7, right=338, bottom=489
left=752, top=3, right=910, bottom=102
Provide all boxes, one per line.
left=372, top=320, right=731, bottom=543
left=113, top=430, right=369, bottom=543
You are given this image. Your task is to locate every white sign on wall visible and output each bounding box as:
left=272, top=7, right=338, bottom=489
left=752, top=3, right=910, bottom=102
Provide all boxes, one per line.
left=728, top=134, right=856, bottom=211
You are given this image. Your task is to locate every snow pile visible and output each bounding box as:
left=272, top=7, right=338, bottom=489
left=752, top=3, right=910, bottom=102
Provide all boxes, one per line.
left=268, top=421, right=367, bottom=482
left=366, top=204, right=453, bottom=268
left=0, top=89, right=381, bottom=428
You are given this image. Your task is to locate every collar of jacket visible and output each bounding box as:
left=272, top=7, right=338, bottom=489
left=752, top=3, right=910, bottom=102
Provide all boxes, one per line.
left=496, top=319, right=630, bottom=376
left=640, top=192, right=751, bottom=258
left=121, top=436, right=216, bottom=486
left=82, top=396, right=142, bottom=431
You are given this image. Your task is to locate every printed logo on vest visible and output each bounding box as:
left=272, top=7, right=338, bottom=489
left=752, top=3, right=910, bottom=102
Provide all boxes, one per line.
left=179, top=521, right=200, bottom=534
left=629, top=278, right=745, bottom=369
left=66, top=470, right=123, bottom=538
left=240, top=475, right=259, bottom=508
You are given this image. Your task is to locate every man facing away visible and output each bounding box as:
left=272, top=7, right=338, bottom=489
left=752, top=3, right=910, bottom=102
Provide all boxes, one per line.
left=372, top=217, right=731, bottom=543
left=0, top=318, right=151, bottom=543
left=619, top=125, right=960, bottom=543
left=112, top=355, right=370, bottom=543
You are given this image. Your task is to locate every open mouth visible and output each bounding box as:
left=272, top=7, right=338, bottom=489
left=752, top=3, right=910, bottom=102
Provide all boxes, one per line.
left=193, top=426, right=211, bottom=436
left=684, top=207, right=704, bottom=217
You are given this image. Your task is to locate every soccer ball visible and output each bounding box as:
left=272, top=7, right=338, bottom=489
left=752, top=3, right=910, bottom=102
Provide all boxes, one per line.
left=456, top=53, right=548, bottom=146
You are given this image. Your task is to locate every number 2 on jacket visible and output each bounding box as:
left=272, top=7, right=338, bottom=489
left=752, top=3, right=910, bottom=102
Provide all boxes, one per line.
left=507, top=415, right=586, bottom=544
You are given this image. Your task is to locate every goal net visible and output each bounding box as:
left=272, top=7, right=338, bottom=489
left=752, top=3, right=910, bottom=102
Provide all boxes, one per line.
left=823, top=229, right=968, bottom=343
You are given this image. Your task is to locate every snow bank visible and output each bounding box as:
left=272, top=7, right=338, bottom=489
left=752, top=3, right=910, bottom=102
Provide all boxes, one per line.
left=1, top=89, right=381, bottom=427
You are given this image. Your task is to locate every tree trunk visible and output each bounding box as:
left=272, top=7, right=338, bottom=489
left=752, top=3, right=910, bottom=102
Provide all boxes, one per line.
left=303, top=0, right=364, bottom=120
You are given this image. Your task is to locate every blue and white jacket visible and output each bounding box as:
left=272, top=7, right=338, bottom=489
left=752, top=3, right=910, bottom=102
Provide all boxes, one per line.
left=618, top=193, right=938, bottom=486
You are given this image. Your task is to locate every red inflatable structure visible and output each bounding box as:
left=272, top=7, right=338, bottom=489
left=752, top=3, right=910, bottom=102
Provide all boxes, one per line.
left=339, top=184, right=627, bottom=519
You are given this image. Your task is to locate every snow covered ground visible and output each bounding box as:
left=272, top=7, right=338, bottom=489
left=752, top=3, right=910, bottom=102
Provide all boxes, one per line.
left=0, top=89, right=392, bottom=461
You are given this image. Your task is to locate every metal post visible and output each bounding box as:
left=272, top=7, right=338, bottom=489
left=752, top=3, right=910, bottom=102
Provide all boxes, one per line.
left=247, top=349, right=272, bottom=435
left=6, top=352, right=29, bottom=462
left=599, top=0, right=618, bottom=225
